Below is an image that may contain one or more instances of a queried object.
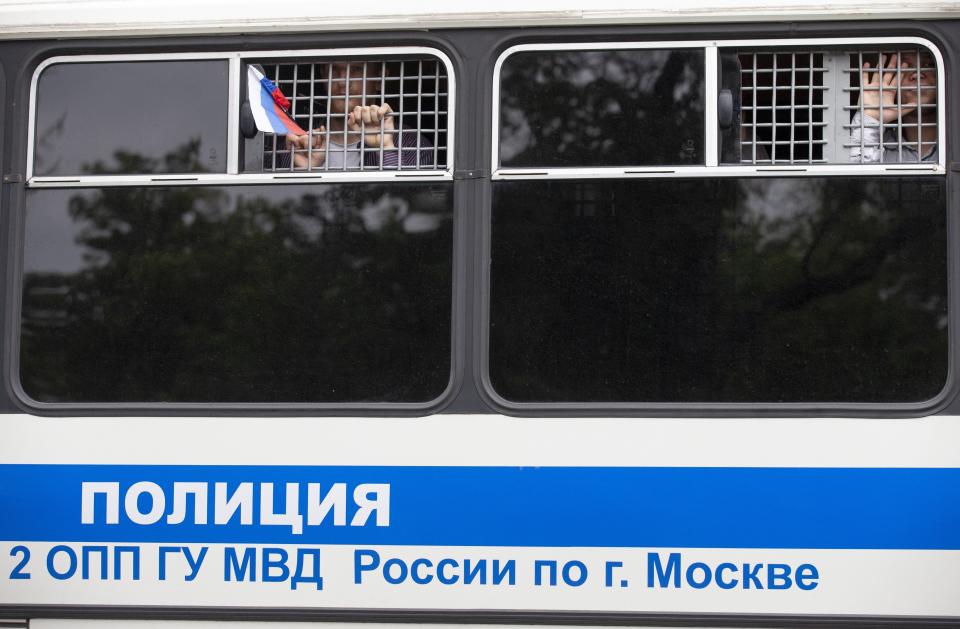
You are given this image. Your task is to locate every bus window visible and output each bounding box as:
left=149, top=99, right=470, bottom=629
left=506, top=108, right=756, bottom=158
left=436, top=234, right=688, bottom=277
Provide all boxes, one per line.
left=20, top=184, right=453, bottom=405
left=498, top=47, right=705, bottom=168
left=32, top=60, right=229, bottom=177
left=18, top=49, right=455, bottom=408
left=490, top=39, right=947, bottom=406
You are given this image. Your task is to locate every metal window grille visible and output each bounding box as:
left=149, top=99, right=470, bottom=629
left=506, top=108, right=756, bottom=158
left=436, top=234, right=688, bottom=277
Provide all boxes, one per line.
left=843, top=48, right=938, bottom=164
left=730, top=46, right=938, bottom=166
left=737, top=51, right=829, bottom=165
left=251, top=56, right=448, bottom=172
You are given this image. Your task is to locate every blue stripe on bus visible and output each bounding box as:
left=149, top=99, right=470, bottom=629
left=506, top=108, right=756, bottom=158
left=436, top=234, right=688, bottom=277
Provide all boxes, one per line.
left=0, top=465, right=958, bottom=549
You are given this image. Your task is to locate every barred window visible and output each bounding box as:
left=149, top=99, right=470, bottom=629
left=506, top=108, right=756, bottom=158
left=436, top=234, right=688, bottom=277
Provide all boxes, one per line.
left=723, top=45, right=939, bottom=165
left=243, top=56, right=449, bottom=173
left=490, top=39, right=947, bottom=408
left=22, top=48, right=455, bottom=408
left=730, top=51, right=828, bottom=164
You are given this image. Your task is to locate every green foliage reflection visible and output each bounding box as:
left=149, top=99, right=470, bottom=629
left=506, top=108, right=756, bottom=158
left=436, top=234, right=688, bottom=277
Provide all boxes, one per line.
left=22, top=147, right=452, bottom=403
left=491, top=177, right=947, bottom=403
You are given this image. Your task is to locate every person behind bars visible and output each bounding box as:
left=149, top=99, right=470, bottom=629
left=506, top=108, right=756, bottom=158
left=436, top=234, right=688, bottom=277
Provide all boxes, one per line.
left=850, top=51, right=938, bottom=163
left=284, top=61, right=434, bottom=170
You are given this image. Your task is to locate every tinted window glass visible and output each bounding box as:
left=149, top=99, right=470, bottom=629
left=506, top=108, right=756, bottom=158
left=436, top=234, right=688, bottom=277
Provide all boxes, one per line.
left=21, top=183, right=452, bottom=403
left=490, top=178, right=946, bottom=403
left=499, top=49, right=705, bottom=168
left=34, top=61, right=228, bottom=176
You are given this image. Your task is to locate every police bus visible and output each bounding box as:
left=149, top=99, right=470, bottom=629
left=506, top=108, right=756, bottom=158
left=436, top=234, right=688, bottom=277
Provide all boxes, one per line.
left=0, top=0, right=958, bottom=627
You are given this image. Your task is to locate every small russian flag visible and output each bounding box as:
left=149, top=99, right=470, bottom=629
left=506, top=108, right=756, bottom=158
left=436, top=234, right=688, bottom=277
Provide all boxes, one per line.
left=247, top=65, right=306, bottom=135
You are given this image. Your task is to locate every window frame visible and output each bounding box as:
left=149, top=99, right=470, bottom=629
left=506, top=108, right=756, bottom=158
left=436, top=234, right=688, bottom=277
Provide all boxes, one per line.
left=26, top=46, right=457, bottom=188
left=484, top=35, right=951, bottom=415
left=491, top=36, right=946, bottom=180
left=15, top=45, right=460, bottom=415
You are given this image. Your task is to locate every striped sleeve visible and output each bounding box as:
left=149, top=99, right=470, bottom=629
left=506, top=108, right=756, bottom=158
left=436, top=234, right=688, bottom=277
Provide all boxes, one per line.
left=380, top=132, right=435, bottom=168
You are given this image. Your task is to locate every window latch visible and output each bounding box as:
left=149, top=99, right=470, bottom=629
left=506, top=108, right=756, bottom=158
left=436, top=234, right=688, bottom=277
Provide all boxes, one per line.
left=718, top=89, right=734, bottom=130
left=240, top=101, right=258, bottom=139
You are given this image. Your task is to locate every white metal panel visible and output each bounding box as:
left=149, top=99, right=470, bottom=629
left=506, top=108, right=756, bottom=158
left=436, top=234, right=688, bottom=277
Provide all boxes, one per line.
left=6, top=544, right=958, bottom=613
left=3, top=412, right=960, bottom=468
left=4, top=411, right=960, bottom=615
left=0, top=0, right=958, bottom=39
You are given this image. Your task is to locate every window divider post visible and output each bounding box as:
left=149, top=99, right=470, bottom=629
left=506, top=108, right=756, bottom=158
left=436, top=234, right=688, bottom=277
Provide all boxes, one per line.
left=227, top=54, right=241, bottom=175
left=705, top=44, right=719, bottom=167
left=824, top=51, right=844, bottom=165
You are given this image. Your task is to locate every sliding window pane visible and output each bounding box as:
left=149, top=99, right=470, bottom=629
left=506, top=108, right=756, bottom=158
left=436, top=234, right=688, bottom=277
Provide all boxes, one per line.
left=21, top=183, right=452, bottom=403
left=499, top=49, right=705, bottom=168
left=34, top=60, right=228, bottom=176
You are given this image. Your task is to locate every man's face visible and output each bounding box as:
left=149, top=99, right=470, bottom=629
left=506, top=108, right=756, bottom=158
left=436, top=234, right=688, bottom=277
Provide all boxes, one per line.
left=328, top=62, right=383, bottom=113
left=898, top=52, right=937, bottom=107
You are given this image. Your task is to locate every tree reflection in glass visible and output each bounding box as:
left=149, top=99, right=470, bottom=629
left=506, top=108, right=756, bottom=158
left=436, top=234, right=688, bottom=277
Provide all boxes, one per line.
left=499, top=49, right=705, bottom=167
left=33, top=61, right=229, bottom=176
left=490, top=177, right=946, bottom=403
left=21, top=143, right=453, bottom=404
